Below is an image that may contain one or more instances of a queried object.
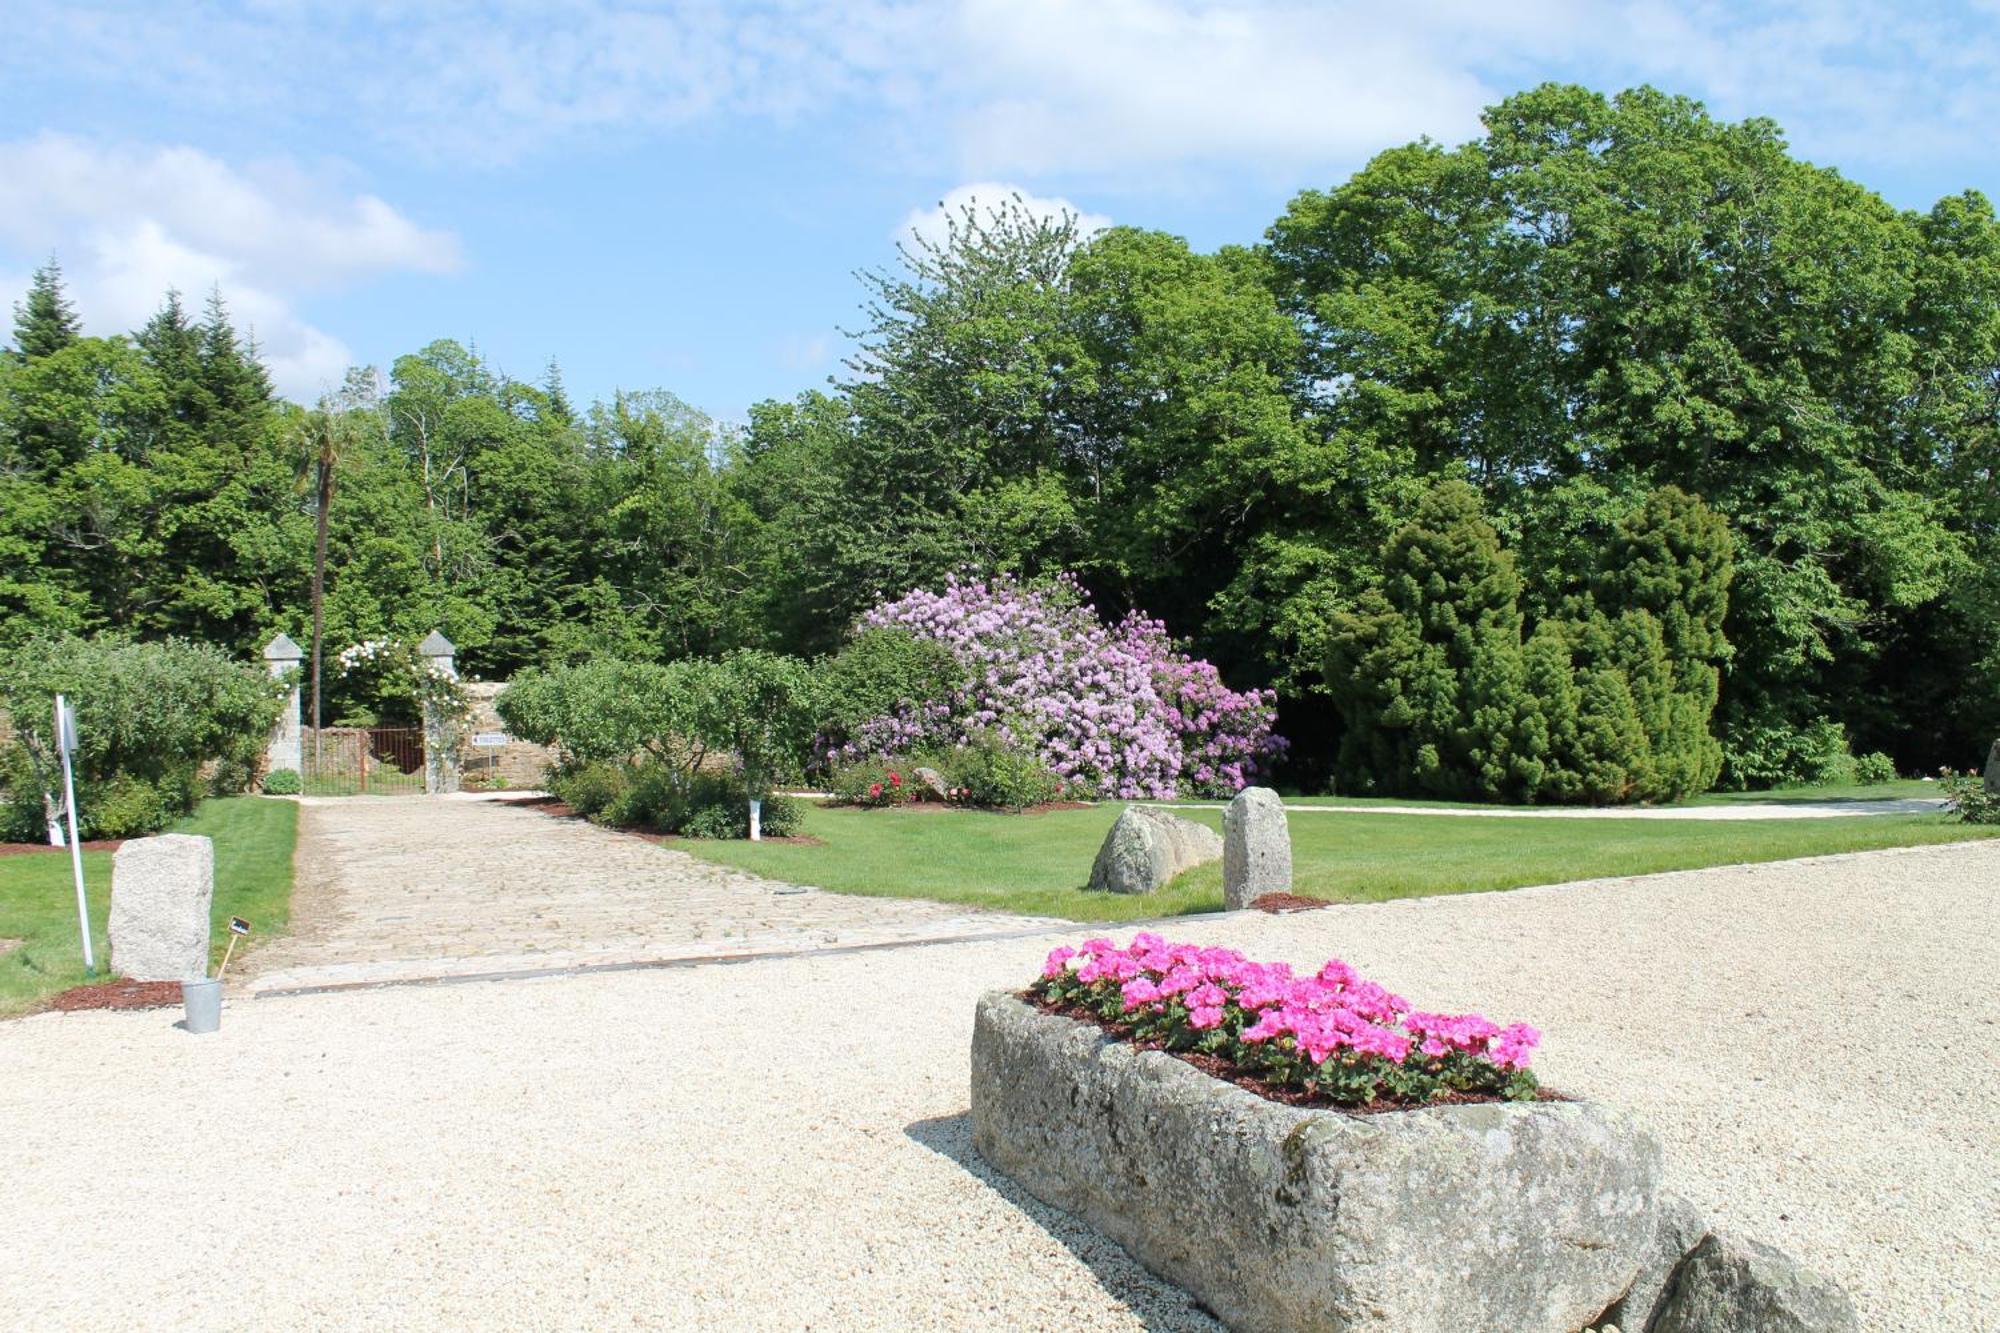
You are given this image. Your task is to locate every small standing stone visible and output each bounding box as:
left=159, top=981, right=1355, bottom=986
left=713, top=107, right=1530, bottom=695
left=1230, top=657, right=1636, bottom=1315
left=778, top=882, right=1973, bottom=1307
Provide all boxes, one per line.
left=1087, top=806, right=1223, bottom=894
left=109, top=834, right=215, bottom=981
left=1984, top=737, right=2000, bottom=795
left=1222, top=786, right=1290, bottom=909
left=911, top=766, right=951, bottom=801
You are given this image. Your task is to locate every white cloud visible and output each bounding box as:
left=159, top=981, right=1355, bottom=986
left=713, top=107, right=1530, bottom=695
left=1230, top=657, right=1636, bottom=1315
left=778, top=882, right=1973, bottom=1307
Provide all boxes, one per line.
left=897, top=182, right=1113, bottom=249
left=0, top=134, right=460, bottom=399
left=5, top=3, right=1995, bottom=188
left=17, top=0, right=1998, bottom=187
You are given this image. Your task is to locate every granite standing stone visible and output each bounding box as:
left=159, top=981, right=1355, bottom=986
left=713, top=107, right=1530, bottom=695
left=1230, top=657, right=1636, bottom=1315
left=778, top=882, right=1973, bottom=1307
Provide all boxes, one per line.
left=1984, top=737, right=2000, bottom=795
left=1223, top=785, right=1291, bottom=908
left=108, top=833, right=214, bottom=982
left=1087, top=805, right=1223, bottom=894
left=911, top=766, right=951, bottom=801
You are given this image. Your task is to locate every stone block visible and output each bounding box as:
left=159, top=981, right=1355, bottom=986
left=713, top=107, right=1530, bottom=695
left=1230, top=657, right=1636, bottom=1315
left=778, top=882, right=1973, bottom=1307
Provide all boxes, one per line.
left=109, top=834, right=214, bottom=982
left=1223, top=785, right=1290, bottom=908
left=970, top=991, right=1661, bottom=1333
left=1087, top=805, right=1223, bottom=894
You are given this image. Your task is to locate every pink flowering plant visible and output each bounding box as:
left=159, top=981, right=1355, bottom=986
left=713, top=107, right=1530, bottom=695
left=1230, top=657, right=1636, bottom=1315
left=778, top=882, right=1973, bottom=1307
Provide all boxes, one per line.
left=1031, top=934, right=1543, bottom=1108
left=843, top=575, right=1285, bottom=799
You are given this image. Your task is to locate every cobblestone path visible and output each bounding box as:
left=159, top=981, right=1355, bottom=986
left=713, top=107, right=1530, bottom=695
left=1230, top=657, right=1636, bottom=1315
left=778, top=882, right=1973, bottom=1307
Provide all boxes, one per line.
left=241, top=796, right=1065, bottom=993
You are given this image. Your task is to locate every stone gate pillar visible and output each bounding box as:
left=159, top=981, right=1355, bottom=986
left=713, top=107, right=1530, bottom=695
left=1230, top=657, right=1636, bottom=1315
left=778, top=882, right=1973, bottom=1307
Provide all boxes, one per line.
left=263, top=633, right=303, bottom=775
left=418, top=629, right=462, bottom=795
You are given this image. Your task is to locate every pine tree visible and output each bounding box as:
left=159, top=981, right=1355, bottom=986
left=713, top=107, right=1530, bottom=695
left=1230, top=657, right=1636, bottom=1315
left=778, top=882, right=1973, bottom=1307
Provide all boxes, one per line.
left=10, top=259, right=82, bottom=361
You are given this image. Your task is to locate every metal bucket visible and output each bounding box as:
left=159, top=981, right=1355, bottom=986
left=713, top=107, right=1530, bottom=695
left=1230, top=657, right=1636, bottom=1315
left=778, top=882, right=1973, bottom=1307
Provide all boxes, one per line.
left=182, top=978, right=222, bottom=1034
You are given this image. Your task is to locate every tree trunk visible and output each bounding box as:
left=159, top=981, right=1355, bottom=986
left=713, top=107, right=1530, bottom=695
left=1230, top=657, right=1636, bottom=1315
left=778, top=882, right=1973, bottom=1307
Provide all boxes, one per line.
left=310, top=446, right=334, bottom=758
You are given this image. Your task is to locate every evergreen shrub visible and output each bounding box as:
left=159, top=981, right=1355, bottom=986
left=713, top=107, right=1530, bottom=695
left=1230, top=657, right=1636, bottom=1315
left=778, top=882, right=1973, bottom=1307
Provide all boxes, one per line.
left=1326, top=483, right=1734, bottom=803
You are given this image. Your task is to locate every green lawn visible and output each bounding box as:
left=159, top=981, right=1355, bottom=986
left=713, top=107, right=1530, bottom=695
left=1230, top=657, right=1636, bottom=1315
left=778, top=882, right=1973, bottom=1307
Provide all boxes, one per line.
left=1206, top=777, right=1944, bottom=811
left=0, top=797, right=299, bottom=1016
left=678, top=801, right=2000, bottom=922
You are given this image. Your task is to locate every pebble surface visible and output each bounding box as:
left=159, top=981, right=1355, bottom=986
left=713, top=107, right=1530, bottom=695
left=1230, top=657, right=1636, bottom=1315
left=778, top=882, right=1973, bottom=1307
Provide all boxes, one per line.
left=2, top=840, right=1995, bottom=1330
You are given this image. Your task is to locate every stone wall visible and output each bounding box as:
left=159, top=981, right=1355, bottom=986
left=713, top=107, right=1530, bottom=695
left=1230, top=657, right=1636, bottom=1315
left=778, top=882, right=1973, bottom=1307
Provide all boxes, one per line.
left=456, top=681, right=555, bottom=790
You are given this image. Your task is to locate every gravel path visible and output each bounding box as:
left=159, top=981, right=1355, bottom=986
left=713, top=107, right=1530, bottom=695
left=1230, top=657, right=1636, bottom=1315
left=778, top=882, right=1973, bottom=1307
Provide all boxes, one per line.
left=241, top=796, right=1065, bottom=993
left=3, top=840, right=1994, bottom=1330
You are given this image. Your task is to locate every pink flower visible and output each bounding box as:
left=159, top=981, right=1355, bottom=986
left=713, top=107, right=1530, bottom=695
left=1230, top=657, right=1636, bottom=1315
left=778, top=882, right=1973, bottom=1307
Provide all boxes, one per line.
left=1121, top=977, right=1161, bottom=1008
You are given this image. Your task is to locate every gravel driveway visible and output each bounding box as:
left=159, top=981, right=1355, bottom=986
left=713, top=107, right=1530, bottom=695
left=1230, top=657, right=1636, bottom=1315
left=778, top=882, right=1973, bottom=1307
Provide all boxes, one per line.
left=3, top=840, right=1994, bottom=1331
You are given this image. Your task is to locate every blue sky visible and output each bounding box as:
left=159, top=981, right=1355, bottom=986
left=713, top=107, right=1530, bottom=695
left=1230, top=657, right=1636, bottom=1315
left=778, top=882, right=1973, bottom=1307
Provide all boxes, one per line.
left=3, top=1, right=1996, bottom=422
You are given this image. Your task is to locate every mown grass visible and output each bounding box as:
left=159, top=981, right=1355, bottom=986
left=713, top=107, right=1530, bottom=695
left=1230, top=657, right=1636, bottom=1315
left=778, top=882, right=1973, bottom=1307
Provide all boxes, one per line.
left=678, top=801, right=2000, bottom=922
left=1233, top=777, right=1943, bottom=810
left=0, top=797, right=299, bottom=1016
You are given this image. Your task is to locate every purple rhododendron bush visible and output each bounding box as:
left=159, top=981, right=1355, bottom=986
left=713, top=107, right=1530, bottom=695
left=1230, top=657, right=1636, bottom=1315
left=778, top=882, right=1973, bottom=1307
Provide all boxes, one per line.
left=1032, top=934, right=1543, bottom=1108
left=846, top=575, right=1284, bottom=799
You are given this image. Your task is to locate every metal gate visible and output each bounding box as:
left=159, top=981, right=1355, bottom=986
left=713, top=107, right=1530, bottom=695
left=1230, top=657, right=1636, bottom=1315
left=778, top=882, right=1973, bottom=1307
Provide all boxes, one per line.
left=302, top=727, right=426, bottom=795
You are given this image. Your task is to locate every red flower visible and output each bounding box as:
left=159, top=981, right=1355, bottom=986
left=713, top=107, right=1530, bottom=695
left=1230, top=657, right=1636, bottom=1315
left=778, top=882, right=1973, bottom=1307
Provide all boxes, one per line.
left=888, top=772, right=901, bottom=786
left=868, top=782, right=883, bottom=798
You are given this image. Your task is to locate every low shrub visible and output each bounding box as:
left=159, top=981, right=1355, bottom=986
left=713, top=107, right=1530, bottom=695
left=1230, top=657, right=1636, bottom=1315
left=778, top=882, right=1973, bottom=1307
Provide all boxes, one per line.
left=600, top=759, right=684, bottom=829
left=549, top=759, right=799, bottom=839
left=948, top=735, right=1066, bottom=811
left=827, top=759, right=915, bottom=807
left=1853, top=751, right=1897, bottom=785
left=1721, top=717, right=1856, bottom=790
left=261, top=768, right=302, bottom=795
left=1032, top=934, right=1541, bottom=1108
left=547, top=760, right=630, bottom=819
left=1939, top=769, right=2000, bottom=824
left=678, top=789, right=802, bottom=839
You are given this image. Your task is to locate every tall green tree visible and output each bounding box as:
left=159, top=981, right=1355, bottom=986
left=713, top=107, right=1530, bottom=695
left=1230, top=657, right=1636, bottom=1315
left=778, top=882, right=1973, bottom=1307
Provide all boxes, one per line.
left=10, top=260, right=82, bottom=362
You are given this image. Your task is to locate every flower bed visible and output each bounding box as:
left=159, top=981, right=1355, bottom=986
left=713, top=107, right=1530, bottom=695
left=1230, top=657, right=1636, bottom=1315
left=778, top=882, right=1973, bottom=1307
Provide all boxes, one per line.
left=1031, top=933, right=1542, bottom=1109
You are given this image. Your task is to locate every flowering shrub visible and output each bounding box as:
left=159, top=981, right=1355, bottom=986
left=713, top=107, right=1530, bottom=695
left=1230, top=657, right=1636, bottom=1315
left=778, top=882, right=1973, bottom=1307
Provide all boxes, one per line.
left=842, top=575, right=1284, bottom=799
left=1031, top=934, right=1541, bottom=1108
left=1938, top=768, right=2000, bottom=824
left=829, top=759, right=912, bottom=807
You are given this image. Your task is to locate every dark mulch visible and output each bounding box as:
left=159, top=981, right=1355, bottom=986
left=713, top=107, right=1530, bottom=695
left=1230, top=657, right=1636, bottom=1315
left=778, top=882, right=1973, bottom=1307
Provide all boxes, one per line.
left=0, top=838, right=123, bottom=857
left=1028, top=992, right=1563, bottom=1116
left=42, top=979, right=184, bottom=1012
left=1249, top=892, right=1334, bottom=914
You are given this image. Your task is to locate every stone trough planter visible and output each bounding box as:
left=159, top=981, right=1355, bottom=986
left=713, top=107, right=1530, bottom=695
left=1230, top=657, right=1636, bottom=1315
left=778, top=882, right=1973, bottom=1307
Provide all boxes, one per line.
left=970, top=991, right=1663, bottom=1333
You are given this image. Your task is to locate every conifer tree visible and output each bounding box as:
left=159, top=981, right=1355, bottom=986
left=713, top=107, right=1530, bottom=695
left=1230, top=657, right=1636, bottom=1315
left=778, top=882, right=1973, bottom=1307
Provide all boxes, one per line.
left=1327, top=481, right=1535, bottom=798
left=10, top=259, right=82, bottom=361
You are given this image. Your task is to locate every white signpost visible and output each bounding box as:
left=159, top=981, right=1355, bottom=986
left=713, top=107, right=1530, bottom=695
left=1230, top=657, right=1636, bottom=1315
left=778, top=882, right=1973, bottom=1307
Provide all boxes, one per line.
left=54, top=695, right=94, bottom=975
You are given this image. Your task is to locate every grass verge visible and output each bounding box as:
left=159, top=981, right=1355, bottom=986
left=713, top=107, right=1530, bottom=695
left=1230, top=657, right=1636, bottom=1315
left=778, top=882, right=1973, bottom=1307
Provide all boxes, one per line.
left=0, top=797, right=299, bottom=1017
left=677, top=802, right=2000, bottom=923
left=1237, top=778, right=1944, bottom=810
